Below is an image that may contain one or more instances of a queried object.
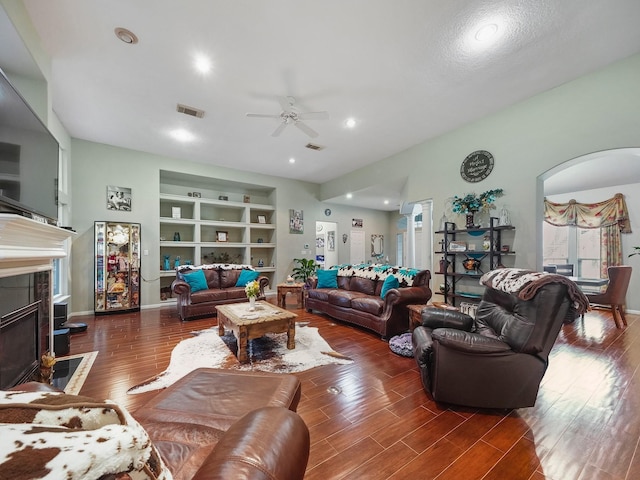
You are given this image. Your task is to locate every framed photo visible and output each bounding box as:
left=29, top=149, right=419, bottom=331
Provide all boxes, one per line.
left=192, top=191, right=201, bottom=198
left=352, top=218, right=363, bottom=228
left=289, top=209, right=303, bottom=234
left=107, top=186, right=132, bottom=211
left=218, top=195, right=228, bottom=201
left=243, top=195, right=251, bottom=203
left=216, top=231, right=228, bottom=242
left=449, top=241, right=467, bottom=252
left=257, top=214, right=267, bottom=224
left=327, top=231, right=335, bottom=251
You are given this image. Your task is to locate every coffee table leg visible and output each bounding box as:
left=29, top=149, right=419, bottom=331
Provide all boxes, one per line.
left=218, top=314, right=225, bottom=336
left=287, top=318, right=295, bottom=350
left=237, top=326, right=249, bottom=363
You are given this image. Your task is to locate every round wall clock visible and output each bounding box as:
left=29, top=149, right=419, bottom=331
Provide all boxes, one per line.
left=324, top=208, right=332, bottom=216
left=460, top=150, right=494, bottom=183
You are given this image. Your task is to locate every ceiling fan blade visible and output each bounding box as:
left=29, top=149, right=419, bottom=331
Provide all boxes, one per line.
left=295, top=121, right=319, bottom=138
left=298, top=111, right=329, bottom=121
left=271, top=122, right=288, bottom=137
left=277, top=96, right=295, bottom=111
left=246, top=113, right=281, bottom=118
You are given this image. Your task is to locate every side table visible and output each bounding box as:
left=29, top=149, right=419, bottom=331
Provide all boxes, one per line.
left=277, top=283, right=305, bottom=309
left=407, top=304, right=427, bottom=331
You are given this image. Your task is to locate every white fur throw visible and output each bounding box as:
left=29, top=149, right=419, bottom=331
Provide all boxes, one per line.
left=0, top=390, right=172, bottom=480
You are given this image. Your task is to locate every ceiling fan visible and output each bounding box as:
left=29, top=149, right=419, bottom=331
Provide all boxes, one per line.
left=246, top=96, right=329, bottom=138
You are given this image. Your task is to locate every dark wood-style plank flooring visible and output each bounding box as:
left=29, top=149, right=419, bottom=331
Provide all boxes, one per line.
left=67, top=299, right=640, bottom=479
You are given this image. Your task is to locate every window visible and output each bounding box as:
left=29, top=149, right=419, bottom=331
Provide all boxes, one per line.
left=543, top=222, right=601, bottom=277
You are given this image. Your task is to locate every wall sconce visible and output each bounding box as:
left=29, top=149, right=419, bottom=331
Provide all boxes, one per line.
left=342, top=233, right=348, bottom=243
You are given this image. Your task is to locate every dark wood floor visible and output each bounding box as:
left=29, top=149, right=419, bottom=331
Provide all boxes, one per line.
left=67, top=299, right=640, bottom=480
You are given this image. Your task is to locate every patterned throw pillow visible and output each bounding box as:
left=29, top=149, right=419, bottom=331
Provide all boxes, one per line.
left=0, top=390, right=172, bottom=480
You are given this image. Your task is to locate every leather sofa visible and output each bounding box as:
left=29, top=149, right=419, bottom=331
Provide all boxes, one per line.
left=412, top=268, right=589, bottom=409
left=3, top=368, right=309, bottom=480
left=305, top=264, right=432, bottom=339
left=171, top=264, right=269, bottom=320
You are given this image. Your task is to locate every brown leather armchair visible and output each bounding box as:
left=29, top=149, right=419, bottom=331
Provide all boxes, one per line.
left=412, top=281, right=574, bottom=409
left=585, top=265, right=632, bottom=328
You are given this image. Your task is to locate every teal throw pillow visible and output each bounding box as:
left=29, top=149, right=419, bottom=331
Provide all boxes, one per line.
left=316, top=269, right=338, bottom=289
left=380, top=275, right=399, bottom=299
left=183, top=269, right=208, bottom=293
left=235, top=269, right=259, bottom=287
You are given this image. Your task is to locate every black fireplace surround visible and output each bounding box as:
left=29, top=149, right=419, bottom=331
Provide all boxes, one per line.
left=0, top=271, right=50, bottom=389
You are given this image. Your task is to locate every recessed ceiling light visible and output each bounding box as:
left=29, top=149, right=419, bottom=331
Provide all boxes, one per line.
left=475, top=23, right=498, bottom=42
left=114, top=27, right=138, bottom=45
left=193, top=54, right=212, bottom=74
left=346, top=193, right=353, bottom=199
left=384, top=200, right=389, bottom=205
left=169, top=129, right=194, bottom=142
left=345, top=117, right=357, bottom=128
left=289, top=157, right=296, bottom=164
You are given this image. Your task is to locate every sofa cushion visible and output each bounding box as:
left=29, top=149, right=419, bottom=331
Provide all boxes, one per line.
left=191, top=289, right=228, bottom=304
left=183, top=269, right=209, bottom=293
left=0, top=390, right=170, bottom=480
left=307, top=288, right=334, bottom=302
left=350, top=276, right=376, bottom=295
left=328, top=290, right=367, bottom=308
left=235, top=269, right=259, bottom=287
left=317, top=269, right=338, bottom=288
left=351, top=296, right=384, bottom=315
left=225, top=286, right=248, bottom=300
left=204, top=269, right=221, bottom=289
left=380, top=275, right=399, bottom=299
left=220, top=269, right=242, bottom=288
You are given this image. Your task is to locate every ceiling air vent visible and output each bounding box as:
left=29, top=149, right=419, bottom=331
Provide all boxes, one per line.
left=176, top=103, right=205, bottom=118
left=305, top=143, right=324, bottom=151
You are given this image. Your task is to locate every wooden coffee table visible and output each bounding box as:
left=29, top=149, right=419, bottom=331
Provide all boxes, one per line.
left=216, top=301, right=297, bottom=363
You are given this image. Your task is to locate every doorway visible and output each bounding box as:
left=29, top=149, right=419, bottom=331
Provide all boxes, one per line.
left=315, top=221, right=338, bottom=269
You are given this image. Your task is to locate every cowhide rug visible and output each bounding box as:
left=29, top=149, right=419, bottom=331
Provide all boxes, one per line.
left=128, top=324, right=352, bottom=394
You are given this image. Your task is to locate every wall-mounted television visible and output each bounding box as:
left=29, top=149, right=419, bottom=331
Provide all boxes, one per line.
left=0, top=68, right=59, bottom=224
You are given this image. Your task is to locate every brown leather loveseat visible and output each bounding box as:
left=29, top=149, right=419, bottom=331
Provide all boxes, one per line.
left=412, top=268, right=589, bottom=409
left=306, top=263, right=432, bottom=338
left=171, top=264, right=269, bottom=320
left=2, top=368, right=310, bottom=480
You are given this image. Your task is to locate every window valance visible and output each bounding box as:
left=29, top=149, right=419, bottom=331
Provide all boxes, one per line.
left=544, top=193, right=631, bottom=233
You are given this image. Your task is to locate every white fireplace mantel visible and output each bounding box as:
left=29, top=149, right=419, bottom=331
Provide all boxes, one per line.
left=0, top=214, right=75, bottom=278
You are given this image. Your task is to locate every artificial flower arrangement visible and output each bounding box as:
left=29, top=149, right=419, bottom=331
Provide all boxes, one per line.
left=41, top=351, right=57, bottom=368
left=244, top=280, right=260, bottom=298
left=452, top=189, right=504, bottom=214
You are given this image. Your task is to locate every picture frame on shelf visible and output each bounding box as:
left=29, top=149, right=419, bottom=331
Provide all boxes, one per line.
left=449, top=241, right=467, bottom=252
left=216, top=231, right=228, bottom=242
left=171, top=206, right=181, bottom=219
left=218, top=195, right=228, bottom=201
left=257, top=214, right=267, bottom=224
left=243, top=195, right=251, bottom=203
left=192, top=191, right=201, bottom=198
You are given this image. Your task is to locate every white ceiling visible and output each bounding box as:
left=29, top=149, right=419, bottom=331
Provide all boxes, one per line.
left=2, top=0, right=640, bottom=210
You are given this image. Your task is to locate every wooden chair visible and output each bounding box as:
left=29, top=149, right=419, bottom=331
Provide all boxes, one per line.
left=584, top=265, right=632, bottom=328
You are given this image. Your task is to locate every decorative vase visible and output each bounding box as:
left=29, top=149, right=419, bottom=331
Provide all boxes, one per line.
left=462, top=258, right=481, bottom=273
left=163, top=255, right=170, bottom=271
left=173, top=231, right=181, bottom=241
left=465, top=212, right=477, bottom=229
left=249, top=296, right=256, bottom=311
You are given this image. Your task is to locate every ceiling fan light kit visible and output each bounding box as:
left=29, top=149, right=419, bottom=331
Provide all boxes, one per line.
left=246, top=96, right=329, bottom=138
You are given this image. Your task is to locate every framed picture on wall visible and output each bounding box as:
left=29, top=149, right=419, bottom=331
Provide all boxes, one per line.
left=289, top=209, right=304, bottom=234
left=352, top=218, right=363, bottom=228
left=327, top=231, right=335, bottom=251
left=107, top=186, right=132, bottom=211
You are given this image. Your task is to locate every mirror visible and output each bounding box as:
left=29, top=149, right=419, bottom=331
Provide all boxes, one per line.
left=371, top=234, right=384, bottom=256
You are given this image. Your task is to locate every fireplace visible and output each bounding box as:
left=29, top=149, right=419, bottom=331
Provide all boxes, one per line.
left=0, top=214, right=74, bottom=389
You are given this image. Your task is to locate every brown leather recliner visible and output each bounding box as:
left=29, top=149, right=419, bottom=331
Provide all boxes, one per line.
left=412, top=281, right=574, bottom=409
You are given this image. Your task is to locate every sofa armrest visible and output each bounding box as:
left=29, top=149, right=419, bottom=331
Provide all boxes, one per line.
left=305, top=277, right=318, bottom=289
left=192, top=407, right=310, bottom=480
left=384, top=285, right=432, bottom=306
left=420, top=306, right=474, bottom=331
left=432, top=328, right=512, bottom=354
left=171, top=278, right=191, bottom=296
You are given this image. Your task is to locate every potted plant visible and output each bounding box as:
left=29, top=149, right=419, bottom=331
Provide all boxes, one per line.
left=292, top=258, right=317, bottom=283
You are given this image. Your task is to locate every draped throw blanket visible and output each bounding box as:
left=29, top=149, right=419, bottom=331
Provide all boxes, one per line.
left=480, top=268, right=590, bottom=317
left=544, top=193, right=631, bottom=277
